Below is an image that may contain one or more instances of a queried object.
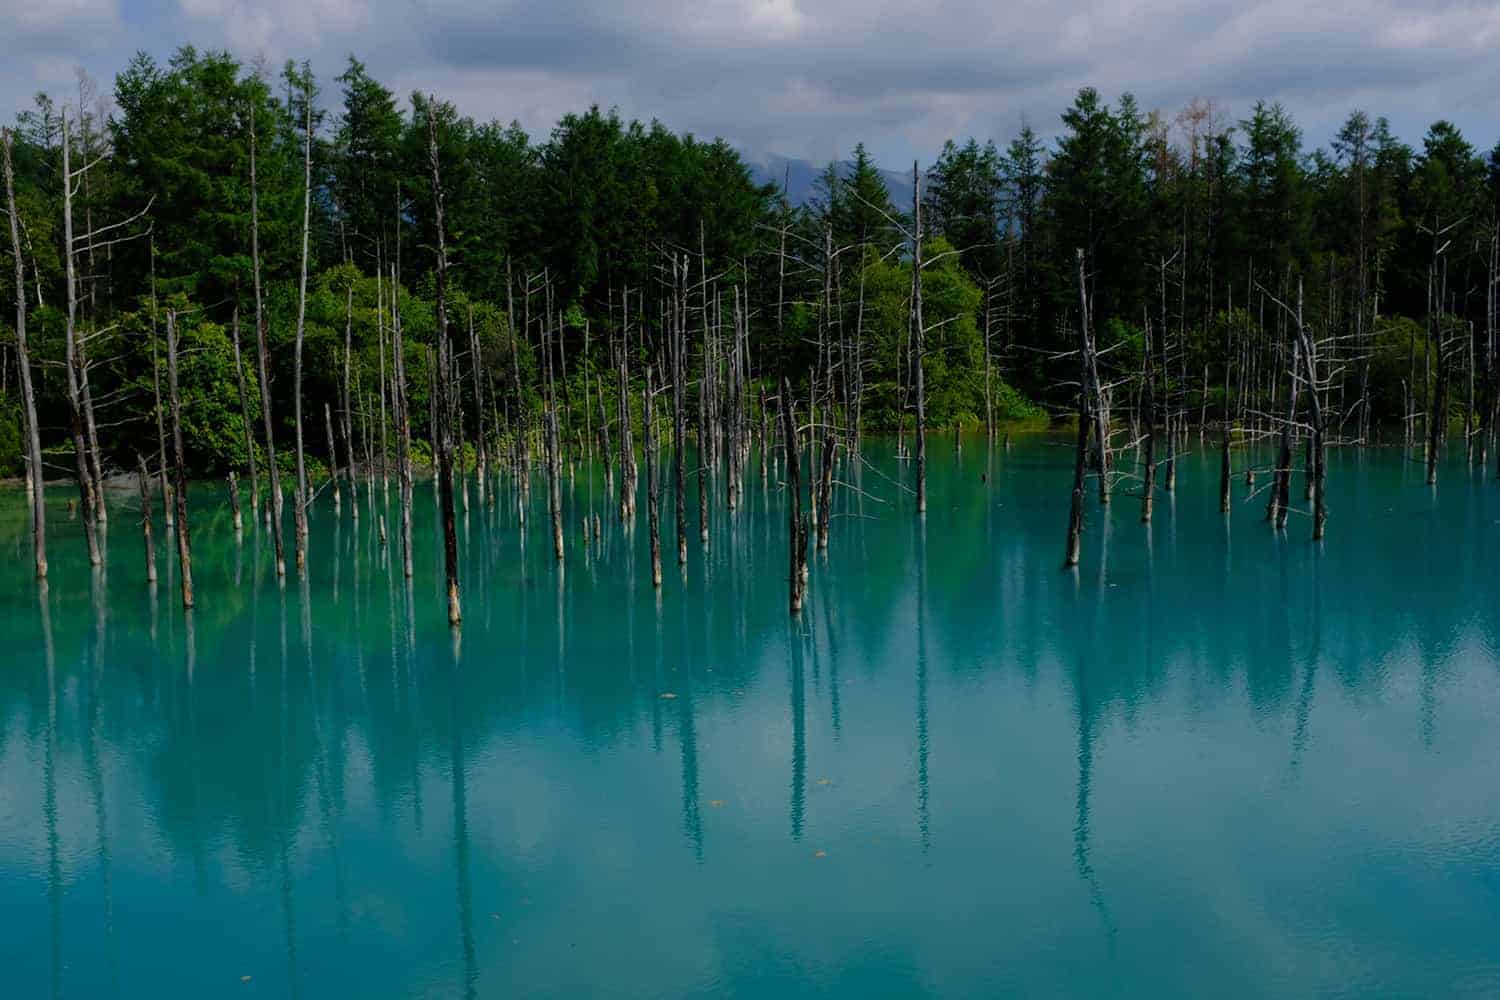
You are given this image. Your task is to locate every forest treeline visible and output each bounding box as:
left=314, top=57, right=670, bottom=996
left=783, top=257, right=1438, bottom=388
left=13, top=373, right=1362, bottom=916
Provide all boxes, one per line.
left=2, top=48, right=1498, bottom=479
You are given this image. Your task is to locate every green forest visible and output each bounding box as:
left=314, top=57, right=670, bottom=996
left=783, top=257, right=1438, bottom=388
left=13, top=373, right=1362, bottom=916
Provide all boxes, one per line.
left=2, top=46, right=1498, bottom=488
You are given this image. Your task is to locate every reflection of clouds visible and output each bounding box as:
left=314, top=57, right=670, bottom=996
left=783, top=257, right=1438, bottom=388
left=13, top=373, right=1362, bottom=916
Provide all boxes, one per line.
left=1, top=445, right=1499, bottom=994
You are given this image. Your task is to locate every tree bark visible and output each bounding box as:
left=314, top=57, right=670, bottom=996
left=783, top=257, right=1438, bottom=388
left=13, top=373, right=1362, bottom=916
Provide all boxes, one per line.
left=291, top=74, right=314, bottom=573
left=911, top=161, right=927, bottom=515
left=166, top=312, right=193, bottom=608
left=230, top=306, right=260, bottom=521
left=2, top=128, right=46, bottom=577
left=60, top=108, right=102, bottom=565
left=248, top=97, right=286, bottom=575
left=780, top=377, right=807, bottom=613
left=136, top=453, right=155, bottom=584
left=427, top=100, right=461, bottom=624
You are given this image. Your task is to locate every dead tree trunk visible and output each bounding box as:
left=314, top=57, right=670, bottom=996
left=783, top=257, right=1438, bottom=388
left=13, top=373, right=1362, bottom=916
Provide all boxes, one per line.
left=136, top=453, right=155, bottom=584
left=645, top=365, right=662, bottom=587
left=248, top=105, right=285, bottom=574
left=468, top=304, right=487, bottom=502
left=427, top=100, right=462, bottom=625
left=2, top=128, right=46, bottom=577
left=324, top=401, right=340, bottom=510
left=230, top=306, right=260, bottom=522
left=166, top=312, right=193, bottom=608
left=780, top=377, right=807, bottom=613
left=62, top=108, right=107, bottom=526
left=671, top=258, right=688, bottom=565
left=1220, top=284, right=1233, bottom=513
left=392, top=262, right=414, bottom=578
left=1064, top=249, right=1095, bottom=567
left=911, top=162, right=927, bottom=515
left=342, top=283, right=359, bottom=514
left=228, top=469, right=242, bottom=533
left=60, top=108, right=101, bottom=564
left=1141, top=316, right=1156, bottom=522
left=291, top=73, right=314, bottom=573
left=1268, top=335, right=1300, bottom=531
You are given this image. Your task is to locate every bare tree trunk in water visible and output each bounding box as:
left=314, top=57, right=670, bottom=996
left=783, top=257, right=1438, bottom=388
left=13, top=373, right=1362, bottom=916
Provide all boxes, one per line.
left=230, top=306, right=260, bottom=521
left=911, top=162, right=927, bottom=515
left=780, top=378, right=807, bottom=613
left=136, top=454, right=155, bottom=584
left=1141, top=316, right=1156, bottom=523
left=1064, top=250, right=1094, bottom=567
left=166, top=312, right=193, bottom=608
left=2, top=128, right=46, bottom=577
left=150, top=252, right=172, bottom=528
left=324, top=402, right=341, bottom=510
left=60, top=108, right=101, bottom=565
left=645, top=365, right=662, bottom=587
left=816, top=429, right=835, bottom=550
left=229, top=468, right=242, bottom=533
left=291, top=72, right=314, bottom=574
left=392, top=262, right=414, bottom=578
left=342, top=283, right=359, bottom=514
left=248, top=104, right=284, bottom=574
left=427, top=99, right=462, bottom=625
left=1268, top=336, right=1300, bottom=531
left=1220, top=285, right=1233, bottom=513
left=671, top=260, right=688, bottom=565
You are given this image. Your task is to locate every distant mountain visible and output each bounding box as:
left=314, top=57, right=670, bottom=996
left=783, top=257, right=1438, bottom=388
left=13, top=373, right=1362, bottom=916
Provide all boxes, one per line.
left=743, top=152, right=914, bottom=210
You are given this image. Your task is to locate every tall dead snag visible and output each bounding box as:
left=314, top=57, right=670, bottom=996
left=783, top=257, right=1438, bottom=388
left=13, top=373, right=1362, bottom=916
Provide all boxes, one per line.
left=910, top=161, right=927, bottom=515
left=697, top=241, right=711, bottom=549
left=468, top=305, right=487, bottom=504
left=1064, top=250, right=1094, bottom=567
left=60, top=106, right=111, bottom=527
left=671, top=258, right=688, bottom=566
left=60, top=108, right=102, bottom=564
left=1141, top=316, right=1156, bottom=523
left=341, top=283, right=358, bottom=514
left=815, top=428, right=835, bottom=550
left=815, top=224, right=836, bottom=550
left=1265, top=280, right=1327, bottom=539
left=229, top=469, right=242, bottom=533
left=427, top=99, right=461, bottom=625
left=644, top=365, right=662, bottom=586
left=2, top=128, right=46, bottom=577
left=136, top=454, right=155, bottom=584
left=290, top=65, right=315, bottom=573
left=150, top=252, right=173, bottom=527
left=1265, top=302, right=1301, bottom=531
left=541, top=293, right=563, bottom=562
left=247, top=96, right=285, bottom=575
left=230, top=306, right=260, bottom=523
left=165, top=312, right=193, bottom=609
left=393, top=262, right=414, bottom=578
left=324, top=402, right=341, bottom=510
left=617, top=288, right=635, bottom=521
left=780, top=378, right=807, bottom=613
left=1219, top=286, right=1234, bottom=514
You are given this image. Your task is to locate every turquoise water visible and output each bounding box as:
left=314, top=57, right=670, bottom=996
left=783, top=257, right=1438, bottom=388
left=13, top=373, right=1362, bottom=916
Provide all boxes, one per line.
left=2, top=438, right=1499, bottom=997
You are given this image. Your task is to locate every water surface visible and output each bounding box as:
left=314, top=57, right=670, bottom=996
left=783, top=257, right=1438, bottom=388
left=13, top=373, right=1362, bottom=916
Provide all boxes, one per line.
left=2, top=438, right=1498, bottom=997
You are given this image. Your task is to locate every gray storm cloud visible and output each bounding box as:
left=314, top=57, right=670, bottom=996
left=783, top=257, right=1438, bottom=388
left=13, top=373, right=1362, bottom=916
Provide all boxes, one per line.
left=0, top=0, right=1496, bottom=161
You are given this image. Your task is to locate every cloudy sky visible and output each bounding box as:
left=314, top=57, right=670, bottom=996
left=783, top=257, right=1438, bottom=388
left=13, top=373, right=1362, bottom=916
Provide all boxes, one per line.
left=2, top=0, right=1497, bottom=165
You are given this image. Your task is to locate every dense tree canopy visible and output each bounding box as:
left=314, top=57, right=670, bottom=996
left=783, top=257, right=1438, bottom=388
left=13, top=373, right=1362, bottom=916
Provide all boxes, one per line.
left=1, top=46, right=1498, bottom=479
